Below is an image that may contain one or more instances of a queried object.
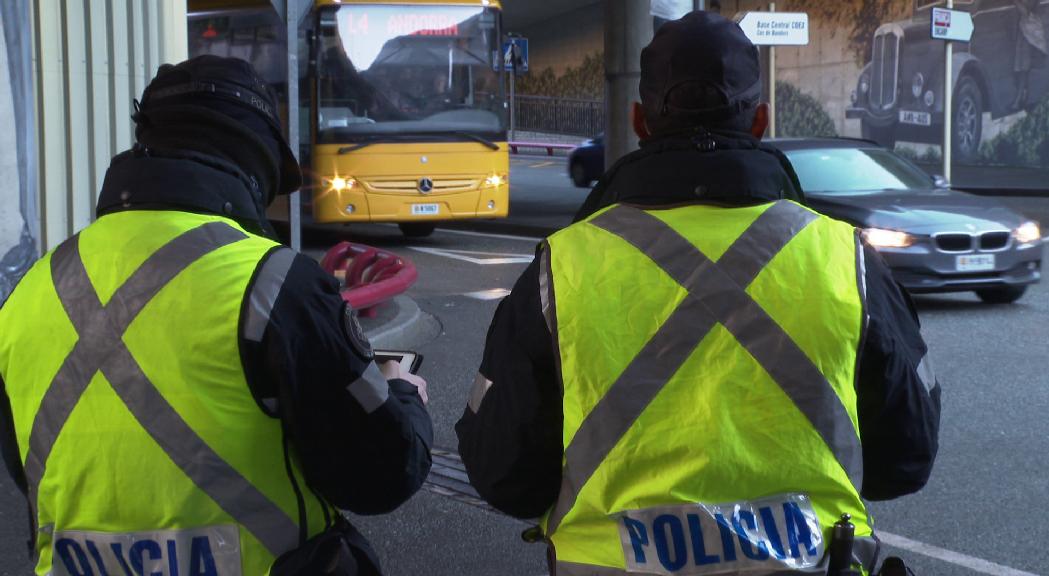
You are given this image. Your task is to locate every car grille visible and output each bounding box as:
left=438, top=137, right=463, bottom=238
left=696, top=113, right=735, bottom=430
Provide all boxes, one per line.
left=934, top=232, right=1012, bottom=252
left=362, top=178, right=479, bottom=195
left=980, top=232, right=1010, bottom=251
left=870, top=30, right=900, bottom=111
left=935, top=234, right=973, bottom=252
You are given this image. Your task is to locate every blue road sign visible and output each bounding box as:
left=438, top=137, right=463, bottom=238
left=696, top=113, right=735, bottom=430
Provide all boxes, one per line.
left=502, top=37, right=529, bottom=74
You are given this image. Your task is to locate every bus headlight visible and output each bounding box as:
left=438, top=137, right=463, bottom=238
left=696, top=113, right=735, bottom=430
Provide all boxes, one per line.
left=1014, top=221, right=1041, bottom=245
left=329, top=176, right=356, bottom=192
left=485, top=174, right=506, bottom=187
left=863, top=228, right=914, bottom=249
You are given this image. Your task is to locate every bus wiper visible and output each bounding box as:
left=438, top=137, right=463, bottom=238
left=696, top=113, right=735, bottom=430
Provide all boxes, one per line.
left=337, top=137, right=404, bottom=154
left=337, top=142, right=375, bottom=154
left=452, top=131, right=500, bottom=150
left=337, top=132, right=500, bottom=154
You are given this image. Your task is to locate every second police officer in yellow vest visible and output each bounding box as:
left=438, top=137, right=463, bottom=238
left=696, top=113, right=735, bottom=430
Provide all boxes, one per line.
left=457, top=12, right=940, bottom=576
left=0, top=57, right=433, bottom=575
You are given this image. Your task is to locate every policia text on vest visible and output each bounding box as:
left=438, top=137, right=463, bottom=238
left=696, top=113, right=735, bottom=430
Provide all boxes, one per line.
left=53, top=525, right=236, bottom=576
left=620, top=494, right=824, bottom=573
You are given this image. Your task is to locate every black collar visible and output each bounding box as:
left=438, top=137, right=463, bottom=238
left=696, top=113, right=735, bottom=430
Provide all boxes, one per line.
left=96, top=146, right=275, bottom=237
left=574, top=131, right=805, bottom=222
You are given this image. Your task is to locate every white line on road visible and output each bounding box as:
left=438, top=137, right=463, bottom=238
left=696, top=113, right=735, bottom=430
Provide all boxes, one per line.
left=529, top=161, right=556, bottom=168
left=433, top=227, right=544, bottom=243
left=879, top=531, right=1041, bottom=576
left=462, top=289, right=512, bottom=300
left=410, top=246, right=535, bottom=265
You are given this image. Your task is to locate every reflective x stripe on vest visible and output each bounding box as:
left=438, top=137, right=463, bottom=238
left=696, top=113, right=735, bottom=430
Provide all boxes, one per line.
left=543, top=201, right=876, bottom=574
left=23, top=222, right=299, bottom=557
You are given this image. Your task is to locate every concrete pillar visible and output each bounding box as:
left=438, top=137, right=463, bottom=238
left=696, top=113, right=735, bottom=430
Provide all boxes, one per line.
left=604, top=0, right=652, bottom=168
left=1, top=0, right=38, bottom=301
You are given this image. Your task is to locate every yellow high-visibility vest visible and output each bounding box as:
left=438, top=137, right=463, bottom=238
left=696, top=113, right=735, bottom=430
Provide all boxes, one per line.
left=0, top=211, right=329, bottom=575
left=539, top=200, right=876, bottom=575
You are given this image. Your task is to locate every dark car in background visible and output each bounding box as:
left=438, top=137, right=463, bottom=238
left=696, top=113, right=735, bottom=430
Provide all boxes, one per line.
left=774, top=138, right=1042, bottom=303
left=565, top=135, right=1042, bottom=302
left=846, top=0, right=1049, bottom=162
left=568, top=133, right=604, bottom=187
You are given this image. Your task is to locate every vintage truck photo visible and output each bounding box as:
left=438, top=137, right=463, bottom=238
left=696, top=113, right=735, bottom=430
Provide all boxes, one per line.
left=846, top=0, right=1049, bottom=162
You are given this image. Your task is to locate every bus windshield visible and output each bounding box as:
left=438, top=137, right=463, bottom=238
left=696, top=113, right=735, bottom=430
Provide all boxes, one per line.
left=317, top=4, right=505, bottom=144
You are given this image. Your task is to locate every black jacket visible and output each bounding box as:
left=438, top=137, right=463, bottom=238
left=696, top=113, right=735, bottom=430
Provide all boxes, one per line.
left=0, top=148, right=433, bottom=534
left=456, top=131, right=941, bottom=519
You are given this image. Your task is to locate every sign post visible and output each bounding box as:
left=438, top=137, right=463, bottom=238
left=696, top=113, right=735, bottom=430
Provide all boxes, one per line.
left=503, top=37, right=528, bottom=142
left=930, top=3, right=974, bottom=182
left=736, top=8, right=809, bottom=138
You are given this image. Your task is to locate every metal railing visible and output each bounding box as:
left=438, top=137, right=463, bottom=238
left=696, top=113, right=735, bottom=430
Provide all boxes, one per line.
left=514, top=95, right=604, bottom=137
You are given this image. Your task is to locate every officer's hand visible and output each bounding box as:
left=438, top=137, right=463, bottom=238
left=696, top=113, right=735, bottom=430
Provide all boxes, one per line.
left=379, top=361, right=429, bottom=405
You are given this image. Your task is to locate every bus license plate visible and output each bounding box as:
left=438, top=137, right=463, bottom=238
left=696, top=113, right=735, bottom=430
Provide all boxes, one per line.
left=411, top=204, right=439, bottom=216
left=899, top=110, right=931, bottom=126
left=956, top=254, right=995, bottom=272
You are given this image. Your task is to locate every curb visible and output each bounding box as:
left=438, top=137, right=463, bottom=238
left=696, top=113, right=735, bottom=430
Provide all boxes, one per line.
left=360, top=294, right=435, bottom=350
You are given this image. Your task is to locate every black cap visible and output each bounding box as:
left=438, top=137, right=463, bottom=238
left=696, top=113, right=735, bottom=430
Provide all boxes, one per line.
left=641, top=11, right=761, bottom=128
left=138, top=55, right=302, bottom=195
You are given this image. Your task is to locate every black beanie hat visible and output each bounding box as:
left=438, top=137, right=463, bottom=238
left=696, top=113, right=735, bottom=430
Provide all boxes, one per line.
left=136, top=55, right=302, bottom=198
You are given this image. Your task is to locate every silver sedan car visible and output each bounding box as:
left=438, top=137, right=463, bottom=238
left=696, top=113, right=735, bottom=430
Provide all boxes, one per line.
left=773, top=139, right=1043, bottom=304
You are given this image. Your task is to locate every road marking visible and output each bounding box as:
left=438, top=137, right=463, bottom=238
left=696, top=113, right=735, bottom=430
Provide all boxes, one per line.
left=462, top=289, right=512, bottom=300
left=529, top=161, right=556, bottom=168
left=410, top=246, right=534, bottom=265
left=879, top=531, right=1040, bottom=576
left=433, top=227, right=544, bottom=243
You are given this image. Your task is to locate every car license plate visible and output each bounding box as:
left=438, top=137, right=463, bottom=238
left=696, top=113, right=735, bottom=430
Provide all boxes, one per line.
left=411, top=204, right=439, bottom=216
left=899, top=110, right=932, bottom=126
left=956, top=254, right=995, bottom=272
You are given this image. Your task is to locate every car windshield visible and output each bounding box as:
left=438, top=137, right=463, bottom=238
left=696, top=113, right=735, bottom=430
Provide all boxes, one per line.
left=784, top=147, right=934, bottom=194
left=317, top=4, right=505, bottom=143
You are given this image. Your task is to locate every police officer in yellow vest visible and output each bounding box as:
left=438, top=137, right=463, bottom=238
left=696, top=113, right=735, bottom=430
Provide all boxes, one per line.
left=0, top=56, right=433, bottom=575
left=457, top=12, right=940, bottom=576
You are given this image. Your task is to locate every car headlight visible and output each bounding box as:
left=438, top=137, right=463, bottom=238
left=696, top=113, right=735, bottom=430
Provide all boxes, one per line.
left=329, top=175, right=356, bottom=192
left=1014, top=221, right=1042, bottom=245
left=912, top=73, right=924, bottom=99
left=864, top=228, right=914, bottom=248
left=924, top=90, right=935, bottom=108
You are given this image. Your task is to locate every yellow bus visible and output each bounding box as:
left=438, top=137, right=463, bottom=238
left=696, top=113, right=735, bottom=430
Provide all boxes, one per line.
left=189, top=0, right=510, bottom=237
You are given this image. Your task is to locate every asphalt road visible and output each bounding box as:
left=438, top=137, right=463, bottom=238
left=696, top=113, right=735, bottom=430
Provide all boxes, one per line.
left=1, top=157, right=1048, bottom=575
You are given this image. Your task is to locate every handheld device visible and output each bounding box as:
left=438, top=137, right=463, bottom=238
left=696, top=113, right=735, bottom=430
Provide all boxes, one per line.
left=373, top=350, right=423, bottom=375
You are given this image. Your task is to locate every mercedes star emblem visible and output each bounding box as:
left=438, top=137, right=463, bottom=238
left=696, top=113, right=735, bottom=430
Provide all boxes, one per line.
left=418, top=178, right=434, bottom=194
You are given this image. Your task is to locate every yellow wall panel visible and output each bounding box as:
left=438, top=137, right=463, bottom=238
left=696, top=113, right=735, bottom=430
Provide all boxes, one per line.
left=34, top=0, right=69, bottom=248
left=87, top=0, right=113, bottom=197
left=110, top=0, right=133, bottom=156
left=61, top=0, right=92, bottom=232
left=31, top=0, right=188, bottom=250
